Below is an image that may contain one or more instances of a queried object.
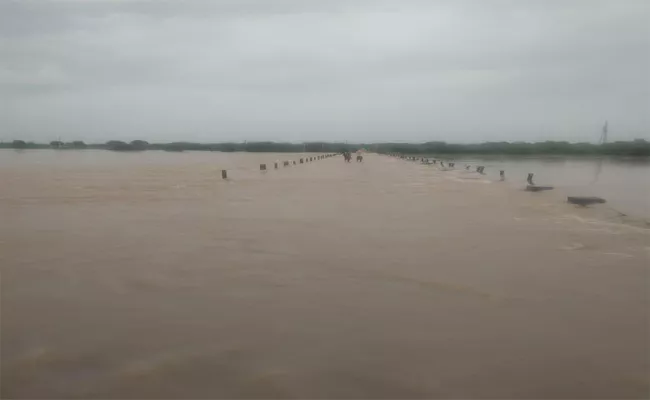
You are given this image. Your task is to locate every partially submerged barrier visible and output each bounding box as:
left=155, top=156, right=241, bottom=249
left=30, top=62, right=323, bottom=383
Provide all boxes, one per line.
left=386, top=153, right=604, bottom=204
left=219, top=153, right=337, bottom=180
left=568, top=196, right=606, bottom=206
left=525, top=173, right=554, bottom=191
left=385, top=153, right=544, bottom=190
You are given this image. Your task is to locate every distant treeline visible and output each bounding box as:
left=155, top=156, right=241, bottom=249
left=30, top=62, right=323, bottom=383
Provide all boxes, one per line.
left=0, top=140, right=356, bottom=153
left=375, top=140, right=650, bottom=156
left=1, top=139, right=649, bottom=156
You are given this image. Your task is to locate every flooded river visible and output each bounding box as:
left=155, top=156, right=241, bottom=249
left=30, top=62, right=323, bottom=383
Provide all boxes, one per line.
left=1, top=150, right=648, bottom=398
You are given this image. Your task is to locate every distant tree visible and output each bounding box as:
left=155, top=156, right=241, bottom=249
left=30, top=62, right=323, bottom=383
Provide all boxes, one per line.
left=50, top=140, right=64, bottom=148
left=12, top=140, right=27, bottom=149
left=106, top=140, right=133, bottom=151
left=71, top=140, right=87, bottom=149
left=130, top=140, right=149, bottom=151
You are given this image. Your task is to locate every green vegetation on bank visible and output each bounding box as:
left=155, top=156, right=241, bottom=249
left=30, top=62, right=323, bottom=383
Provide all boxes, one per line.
left=1, top=139, right=649, bottom=156
left=375, top=140, right=650, bottom=156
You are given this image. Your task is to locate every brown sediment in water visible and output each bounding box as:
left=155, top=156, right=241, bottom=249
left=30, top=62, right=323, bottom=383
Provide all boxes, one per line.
left=1, top=152, right=648, bottom=398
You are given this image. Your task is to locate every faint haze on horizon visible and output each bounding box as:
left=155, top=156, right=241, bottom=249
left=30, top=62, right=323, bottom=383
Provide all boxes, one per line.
left=1, top=0, right=648, bottom=144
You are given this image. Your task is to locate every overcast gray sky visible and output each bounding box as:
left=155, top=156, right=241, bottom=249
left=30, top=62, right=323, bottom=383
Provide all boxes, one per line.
left=1, top=0, right=648, bottom=143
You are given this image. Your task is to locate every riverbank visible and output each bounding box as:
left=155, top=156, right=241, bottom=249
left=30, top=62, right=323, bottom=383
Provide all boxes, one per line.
left=2, top=152, right=648, bottom=398
left=2, top=138, right=649, bottom=156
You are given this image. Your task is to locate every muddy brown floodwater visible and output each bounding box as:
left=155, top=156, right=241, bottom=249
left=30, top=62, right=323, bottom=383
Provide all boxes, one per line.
left=1, top=151, right=648, bottom=398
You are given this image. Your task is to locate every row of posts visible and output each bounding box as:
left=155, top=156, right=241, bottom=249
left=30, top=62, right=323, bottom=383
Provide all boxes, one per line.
left=386, top=153, right=547, bottom=184
left=221, top=154, right=337, bottom=179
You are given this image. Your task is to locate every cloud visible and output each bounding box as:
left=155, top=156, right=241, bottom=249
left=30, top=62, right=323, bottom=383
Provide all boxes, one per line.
left=1, top=0, right=648, bottom=142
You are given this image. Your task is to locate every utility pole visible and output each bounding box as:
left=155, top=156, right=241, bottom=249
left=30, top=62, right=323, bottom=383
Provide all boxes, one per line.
left=599, top=121, right=608, bottom=144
